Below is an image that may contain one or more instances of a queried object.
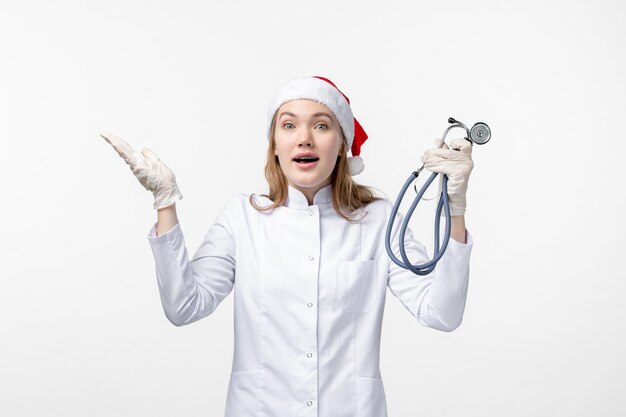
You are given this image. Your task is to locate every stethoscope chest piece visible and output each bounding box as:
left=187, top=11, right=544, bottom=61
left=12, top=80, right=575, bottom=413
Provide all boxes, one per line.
left=470, top=122, right=491, bottom=145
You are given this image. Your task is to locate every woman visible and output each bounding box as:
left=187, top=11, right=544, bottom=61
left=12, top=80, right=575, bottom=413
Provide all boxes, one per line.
left=100, top=75, right=474, bottom=417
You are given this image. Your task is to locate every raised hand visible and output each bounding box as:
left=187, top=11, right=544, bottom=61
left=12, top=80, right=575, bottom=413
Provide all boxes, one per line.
left=100, top=131, right=183, bottom=210
left=420, top=137, right=474, bottom=216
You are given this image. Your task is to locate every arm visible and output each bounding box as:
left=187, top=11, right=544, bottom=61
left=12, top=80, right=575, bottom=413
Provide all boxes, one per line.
left=386, top=206, right=473, bottom=332
left=451, top=215, right=466, bottom=244
left=147, top=204, right=236, bottom=326
left=157, top=203, right=179, bottom=236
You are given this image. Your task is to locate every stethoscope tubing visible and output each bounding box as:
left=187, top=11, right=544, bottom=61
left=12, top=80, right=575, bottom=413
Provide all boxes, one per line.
left=385, top=170, right=451, bottom=276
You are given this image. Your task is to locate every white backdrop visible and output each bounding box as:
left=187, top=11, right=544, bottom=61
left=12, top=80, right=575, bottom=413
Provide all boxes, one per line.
left=1, top=0, right=624, bottom=416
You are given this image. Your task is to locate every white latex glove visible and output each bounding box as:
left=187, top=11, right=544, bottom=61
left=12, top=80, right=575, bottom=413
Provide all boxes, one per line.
left=420, top=137, right=474, bottom=216
left=100, top=131, right=183, bottom=210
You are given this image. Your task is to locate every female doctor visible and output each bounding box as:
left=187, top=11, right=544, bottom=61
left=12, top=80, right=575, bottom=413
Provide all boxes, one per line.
left=100, top=75, right=474, bottom=417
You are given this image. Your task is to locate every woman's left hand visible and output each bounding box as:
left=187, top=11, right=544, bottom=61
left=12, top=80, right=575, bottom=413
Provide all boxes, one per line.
left=420, top=137, right=474, bottom=216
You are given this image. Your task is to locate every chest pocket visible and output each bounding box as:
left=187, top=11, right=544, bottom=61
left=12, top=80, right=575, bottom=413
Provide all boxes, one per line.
left=336, top=259, right=378, bottom=313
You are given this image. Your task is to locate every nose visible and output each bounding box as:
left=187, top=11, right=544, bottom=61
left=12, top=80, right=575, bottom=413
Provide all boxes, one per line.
left=297, top=128, right=314, bottom=147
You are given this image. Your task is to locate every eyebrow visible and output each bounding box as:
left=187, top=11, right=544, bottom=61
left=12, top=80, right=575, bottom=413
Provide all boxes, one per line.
left=278, top=111, right=333, bottom=120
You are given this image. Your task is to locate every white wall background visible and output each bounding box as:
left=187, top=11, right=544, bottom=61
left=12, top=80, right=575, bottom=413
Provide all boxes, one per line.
left=1, top=0, right=624, bottom=416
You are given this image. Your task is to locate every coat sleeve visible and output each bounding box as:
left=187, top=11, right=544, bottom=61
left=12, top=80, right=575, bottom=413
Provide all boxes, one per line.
left=386, top=206, right=473, bottom=332
left=146, top=205, right=236, bottom=327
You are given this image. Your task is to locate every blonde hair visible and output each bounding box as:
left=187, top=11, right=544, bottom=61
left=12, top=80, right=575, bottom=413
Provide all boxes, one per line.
left=249, top=112, right=385, bottom=222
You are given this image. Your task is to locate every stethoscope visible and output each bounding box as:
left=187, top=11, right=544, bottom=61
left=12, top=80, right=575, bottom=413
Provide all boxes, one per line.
left=385, top=117, right=491, bottom=276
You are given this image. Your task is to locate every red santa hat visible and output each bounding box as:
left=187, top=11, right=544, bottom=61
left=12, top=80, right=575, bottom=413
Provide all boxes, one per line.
left=266, top=75, right=368, bottom=176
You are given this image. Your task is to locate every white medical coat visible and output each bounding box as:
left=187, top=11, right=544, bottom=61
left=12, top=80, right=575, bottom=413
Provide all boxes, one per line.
left=146, top=183, right=473, bottom=417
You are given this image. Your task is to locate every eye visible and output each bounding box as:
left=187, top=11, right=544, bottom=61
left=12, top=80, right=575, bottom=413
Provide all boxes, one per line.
left=316, top=123, right=328, bottom=130
left=283, top=122, right=294, bottom=129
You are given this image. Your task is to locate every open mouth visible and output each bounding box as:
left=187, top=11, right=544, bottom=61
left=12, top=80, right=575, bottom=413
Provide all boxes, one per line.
left=293, top=157, right=320, bottom=163
left=293, top=156, right=319, bottom=168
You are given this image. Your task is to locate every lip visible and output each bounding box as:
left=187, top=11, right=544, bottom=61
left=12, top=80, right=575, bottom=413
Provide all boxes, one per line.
left=293, top=159, right=319, bottom=169
left=293, top=152, right=319, bottom=159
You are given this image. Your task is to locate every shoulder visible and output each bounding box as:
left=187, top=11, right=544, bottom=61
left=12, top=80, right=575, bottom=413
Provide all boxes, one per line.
left=362, top=196, right=394, bottom=216
left=221, top=191, right=275, bottom=220
left=222, top=192, right=255, bottom=214
left=211, top=193, right=254, bottom=237
left=351, top=197, right=394, bottom=230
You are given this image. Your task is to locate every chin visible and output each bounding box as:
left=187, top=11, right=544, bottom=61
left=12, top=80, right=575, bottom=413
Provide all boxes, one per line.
left=290, top=175, right=331, bottom=188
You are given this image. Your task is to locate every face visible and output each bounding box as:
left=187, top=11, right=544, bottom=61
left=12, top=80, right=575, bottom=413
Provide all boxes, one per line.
left=273, top=99, right=343, bottom=201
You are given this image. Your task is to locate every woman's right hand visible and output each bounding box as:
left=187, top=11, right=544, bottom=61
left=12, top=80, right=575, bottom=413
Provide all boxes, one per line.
left=420, top=137, right=473, bottom=217
left=100, top=131, right=183, bottom=210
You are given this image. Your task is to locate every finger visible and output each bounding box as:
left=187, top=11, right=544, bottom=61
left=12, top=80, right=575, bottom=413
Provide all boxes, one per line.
left=422, top=155, right=451, bottom=168
left=425, top=145, right=474, bottom=160
left=424, top=147, right=455, bottom=159
left=141, top=148, right=161, bottom=162
left=432, top=138, right=449, bottom=149
left=100, top=131, right=137, bottom=162
left=422, top=155, right=473, bottom=177
left=449, top=138, right=473, bottom=153
left=422, top=159, right=452, bottom=175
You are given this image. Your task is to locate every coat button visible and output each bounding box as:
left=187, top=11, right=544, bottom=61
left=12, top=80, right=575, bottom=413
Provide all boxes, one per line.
left=308, top=255, right=314, bottom=261
left=307, top=302, right=313, bottom=308
left=307, top=353, right=313, bottom=358
left=307, top=401, right=313, bottom=406
left=308, top=210, right=314, bottom=216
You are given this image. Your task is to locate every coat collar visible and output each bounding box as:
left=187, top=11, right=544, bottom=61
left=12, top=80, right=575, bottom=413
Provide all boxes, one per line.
left=286, top=183, right=333, bottom=208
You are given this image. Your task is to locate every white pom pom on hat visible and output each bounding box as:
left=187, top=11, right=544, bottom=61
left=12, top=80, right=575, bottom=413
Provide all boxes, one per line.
left=266, top=75, right=368, bottom=176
